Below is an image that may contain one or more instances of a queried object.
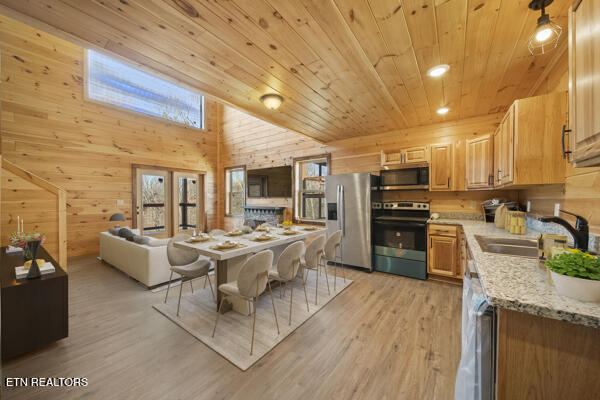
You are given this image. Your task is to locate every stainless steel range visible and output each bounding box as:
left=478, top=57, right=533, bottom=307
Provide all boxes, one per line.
left=371, top=201, right=430, bottom=279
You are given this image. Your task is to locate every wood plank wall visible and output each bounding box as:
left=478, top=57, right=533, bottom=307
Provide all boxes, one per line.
left=521, top=49, right=600, bottom=234
left=220, top=105, right=517, bottom=228
left=0, top=15, right=220, bottom=257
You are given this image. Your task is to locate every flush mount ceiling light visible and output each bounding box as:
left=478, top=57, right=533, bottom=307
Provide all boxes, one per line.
left=427, top=64, right=450, bottom=77
left=260, top=93, right=284, bottom=110
left=437, top=107, right=449, bottom=115
left=527, top=0, right=562, bottom=56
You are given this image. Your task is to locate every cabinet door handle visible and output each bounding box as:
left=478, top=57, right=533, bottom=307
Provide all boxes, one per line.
left=497, top=169, right=501, bottom=183
left=430, top=237, right=432, bottom=248
left=562, top=125, right=572, bottom=159
left=447, top=177, right=450, bottom=188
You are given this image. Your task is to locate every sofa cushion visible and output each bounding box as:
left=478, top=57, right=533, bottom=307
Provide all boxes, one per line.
left=118, top=228, right=135, bottom=241
left=147, top=238, right=169, bottom=247
left=108, top=227, right=121, bottom=236
left=133, top=235, right=150, bottom=245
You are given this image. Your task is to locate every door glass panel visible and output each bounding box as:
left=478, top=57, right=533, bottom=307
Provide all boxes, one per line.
left=142, top=174, right=166, bottom=234
left=178, top=177, right=198, bottom=231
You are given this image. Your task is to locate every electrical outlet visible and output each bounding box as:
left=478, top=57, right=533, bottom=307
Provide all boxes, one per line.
left=554, top=203, right=560, bottom=217
left=117, top=199, right=124, bottom=206
left=527, top=201, right=531, bottom=212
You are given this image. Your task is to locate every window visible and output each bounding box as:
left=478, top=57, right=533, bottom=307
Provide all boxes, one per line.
left=86, top=50, right=204, bottom=128
left=139, top=171, right=169, bottom=235
left=225, top=167, right=245, bottom=216
left=177, top=175, right=199, bottom=231
left=294, top=156, right=329, bottom=221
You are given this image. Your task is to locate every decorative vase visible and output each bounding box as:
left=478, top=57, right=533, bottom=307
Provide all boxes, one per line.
left=26, top=240, right=42, bottom=279
left=550, top=270, right=600, bottom=303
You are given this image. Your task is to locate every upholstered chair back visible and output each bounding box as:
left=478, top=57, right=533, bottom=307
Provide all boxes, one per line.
left=305, top=235, right=326, bottom=269
left=324, top=230, right=342, bottom=260
left=276, top=241, right=305, bottom=281
left=167, top=234, right=198, bottom=267
left=238, top=250, right=274, bottom=298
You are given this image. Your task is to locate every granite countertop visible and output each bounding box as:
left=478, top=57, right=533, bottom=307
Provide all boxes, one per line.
left=428, top=219, right=600, bottom=328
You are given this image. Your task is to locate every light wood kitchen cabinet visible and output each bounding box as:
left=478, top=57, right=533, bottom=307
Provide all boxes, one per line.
left=568, top=1, right=600, bottom=167
left=429, top=143, right=453, bottom=191
left=427, top=224, right=462, bottom=283
left=466, top=135, right=494, bottom=189
left=428, top=235, right=457, bottom=277
left=494, top=92, right=567, bottom=188
left=380, top=145, right=429, bottom=166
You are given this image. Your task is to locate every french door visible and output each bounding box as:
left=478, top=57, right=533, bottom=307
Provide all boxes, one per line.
left=134, top=166, right=204, bottom=238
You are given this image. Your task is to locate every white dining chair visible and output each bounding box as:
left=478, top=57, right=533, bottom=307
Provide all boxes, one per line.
left=323, top=230, right=344, bottom=291
left=164, top=234, right=214, bottom=316
left=209, top=229, right=226, bottom=236
left=301, top=235, right=328, bottom=305
left=269, top=241, right=309, bottom=325
left=212, top=250, right=279, bottom=355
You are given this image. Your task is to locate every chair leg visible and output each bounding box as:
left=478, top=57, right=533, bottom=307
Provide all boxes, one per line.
left=267, top=280, right=280, bottom=334
left=212, top=295, right=225, bottom=338
left=164, top=271, right=174, bottom=303
left=190, top=279, right=194, bottom=293
left=250, top=298, right=257, bottom=356
left=177, top=278, right=184, bottom=316
left=288, top=279, right=294, bottom=326
left=323, top=261, right=331, bottom=295
left=206, top=273, right=215, bottom=301
left=315, top=268, right=319, bottom=305
left=203, top=274, right=208, bottom=289
left=334, top=259, right=337, bottom=291
left=301, top=275, right=310, bottom=312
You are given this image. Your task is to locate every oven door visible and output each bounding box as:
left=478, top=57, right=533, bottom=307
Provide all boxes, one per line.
left=380, top=167, right=429, bottom=190
left=372, top=219, right=427, bottom=261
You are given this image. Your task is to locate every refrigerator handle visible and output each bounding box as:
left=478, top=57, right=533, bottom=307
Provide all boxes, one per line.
left=336, top=185, right=341, bottom=232
left=340, top=185, right=345, bottom=237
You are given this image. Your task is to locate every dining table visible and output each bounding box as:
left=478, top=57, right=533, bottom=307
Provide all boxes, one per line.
left=174, top=226, right=328, bottom=314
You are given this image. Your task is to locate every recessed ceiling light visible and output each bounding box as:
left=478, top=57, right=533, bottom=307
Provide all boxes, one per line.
left=437, top=107, right=449, bottom=115
left=427, top=64, right=450, bottom=77
left=260, top=93, right=284, bottom=110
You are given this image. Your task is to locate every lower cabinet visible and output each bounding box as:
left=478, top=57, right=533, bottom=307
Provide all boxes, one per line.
left=427, top=224, right=463, bottom=284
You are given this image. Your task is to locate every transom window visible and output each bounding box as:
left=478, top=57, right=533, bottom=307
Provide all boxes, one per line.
left=86, top=50, right=204, bottom=129
left=225, top=167, right=246, bottom=216
left=294, top=157, right=328, bottom=221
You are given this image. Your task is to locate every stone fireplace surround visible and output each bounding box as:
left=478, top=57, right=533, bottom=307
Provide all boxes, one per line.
left=242, top=206, right=285, bottom=228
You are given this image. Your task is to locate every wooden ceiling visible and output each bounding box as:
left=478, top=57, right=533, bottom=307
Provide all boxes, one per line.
left=0, top=0, right=571, bottom=142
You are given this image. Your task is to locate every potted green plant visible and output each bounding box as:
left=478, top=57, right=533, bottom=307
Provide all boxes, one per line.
left=545, top=249, right=600, bottom=302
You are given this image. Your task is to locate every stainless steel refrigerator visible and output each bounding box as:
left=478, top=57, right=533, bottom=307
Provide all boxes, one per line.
left=325, top=173, right=372, bottom=271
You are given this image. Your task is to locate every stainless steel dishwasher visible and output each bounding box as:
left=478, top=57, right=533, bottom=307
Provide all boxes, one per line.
left=455, top=259, right=496, bottom=400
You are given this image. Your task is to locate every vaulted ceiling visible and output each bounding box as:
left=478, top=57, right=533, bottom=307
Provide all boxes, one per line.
left=0, top=0, right=571, bottom=142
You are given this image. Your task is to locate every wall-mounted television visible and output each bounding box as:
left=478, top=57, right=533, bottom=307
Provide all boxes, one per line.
left=247, top=166, right=292, bottom=198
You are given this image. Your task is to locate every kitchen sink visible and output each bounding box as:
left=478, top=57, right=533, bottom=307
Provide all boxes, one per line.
left=475, top=235, right=538, bottom=258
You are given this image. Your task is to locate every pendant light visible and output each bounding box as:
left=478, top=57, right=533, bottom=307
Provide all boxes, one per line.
left=527, top=0, right=562, bottom=56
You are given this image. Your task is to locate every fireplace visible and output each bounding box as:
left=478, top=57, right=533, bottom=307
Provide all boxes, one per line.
left=242, top=206, right=285, bottom=228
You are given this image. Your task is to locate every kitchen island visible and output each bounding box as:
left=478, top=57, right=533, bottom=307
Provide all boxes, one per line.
left=432, top=219, right=600, bottom=400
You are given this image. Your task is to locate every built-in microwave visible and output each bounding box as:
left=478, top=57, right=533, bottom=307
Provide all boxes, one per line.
left=380, top=163, right=429, bottom=190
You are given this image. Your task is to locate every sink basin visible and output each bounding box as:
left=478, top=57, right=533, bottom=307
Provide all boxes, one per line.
left=475, top=235, right=538, bottom=258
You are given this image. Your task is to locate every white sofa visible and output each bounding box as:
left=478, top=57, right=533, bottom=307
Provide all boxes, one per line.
left=99, top=230, right=173, bottom=287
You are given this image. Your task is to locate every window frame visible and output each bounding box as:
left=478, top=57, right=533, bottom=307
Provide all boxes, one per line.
left=84, top=49, right=205, bottom=130
left=225, top=166, right=246, bottom=217
left=292, top=154, right=330, bottom=225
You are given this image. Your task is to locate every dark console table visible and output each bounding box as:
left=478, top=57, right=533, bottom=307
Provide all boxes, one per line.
left=1, top=246, right=68, bottom=360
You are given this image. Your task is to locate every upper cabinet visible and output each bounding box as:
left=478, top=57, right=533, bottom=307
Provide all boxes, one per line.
left=493, top=92, right=567, bottom=188
left=568, top=1, right=600, bottom=167
left=430, top=143, right=453, bottom=191
left=381, top=145, right=429, bottom=166
left=466, top=135, right=494, bottom=189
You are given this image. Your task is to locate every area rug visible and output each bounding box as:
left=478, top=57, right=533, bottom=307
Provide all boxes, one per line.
left=153, top=270, right=352, bottom=370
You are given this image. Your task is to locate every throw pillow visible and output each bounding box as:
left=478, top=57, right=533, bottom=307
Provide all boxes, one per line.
left=108, top=227, right=121, bottom=236
left=118, top=228, right=135, bottom=241
left=133, top=235, right=150, bottom=245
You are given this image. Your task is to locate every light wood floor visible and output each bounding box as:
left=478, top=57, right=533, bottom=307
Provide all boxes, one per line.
left=3, top=255, right=462, bottom=400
